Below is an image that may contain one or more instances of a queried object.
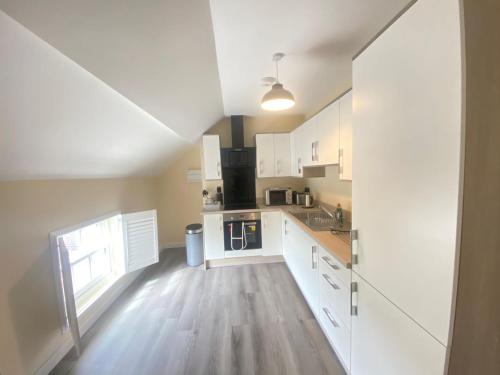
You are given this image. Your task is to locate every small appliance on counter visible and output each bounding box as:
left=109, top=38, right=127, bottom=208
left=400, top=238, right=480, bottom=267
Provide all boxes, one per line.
left=202, top=189, right=222, bottom=211
left=303, top=187, right=315, bottom=208
left=264, top=187, right=293, bottom=206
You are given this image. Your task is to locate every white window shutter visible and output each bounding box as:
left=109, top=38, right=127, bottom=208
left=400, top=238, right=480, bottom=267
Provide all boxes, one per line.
left=122, top=210, right=159, bottom=273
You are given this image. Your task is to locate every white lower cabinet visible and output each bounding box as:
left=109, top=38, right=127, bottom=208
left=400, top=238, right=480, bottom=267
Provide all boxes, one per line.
left=261, top=211, right=282, bottom=256
left=282, top=217, right=319, bottom=315
left=350, top=273, right=447, bottom=375
left=283, top=221, right=352, bottom=372
left=203, top=214, right=224, bottom=260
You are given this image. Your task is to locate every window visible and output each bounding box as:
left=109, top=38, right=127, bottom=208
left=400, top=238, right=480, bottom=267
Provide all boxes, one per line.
left=57, top=214, right=125, bottom=315
left=51, top=209, right=159, bottom=348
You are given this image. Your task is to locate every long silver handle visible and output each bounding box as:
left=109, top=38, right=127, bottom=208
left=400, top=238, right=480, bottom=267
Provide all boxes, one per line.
left=351, top=281, right=359, bottom=316
left=315, top=141, right=319, bottom=162
left=217, top=161, right=221, bottom=178
left=322, top=256, right=340, bottom=270
left=298, top=158, right=302, bottom=174
left=322, top=273, right=340, bottom=290
left=323, top=307, right=339, bottom=327
left=311, top=142, right=315, bottom=162
left=351, top=229, right=359, bottom=265
left=311, top=246, right=317, bottom=269
left=284, top=219, right=288, bottom=235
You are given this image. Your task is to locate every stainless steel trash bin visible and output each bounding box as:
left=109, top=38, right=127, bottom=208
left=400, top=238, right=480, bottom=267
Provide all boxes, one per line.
left=185, top=223, right=203, bottom=266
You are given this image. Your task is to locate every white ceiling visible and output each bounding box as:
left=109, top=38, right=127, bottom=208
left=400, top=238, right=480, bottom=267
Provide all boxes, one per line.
left=210, top=0, right=411, bottom=117
left=0, top=0, right=224, bottom=142
left=0, top=11, right=188, bottom=180
left=0, top=0, right=410, bottom=180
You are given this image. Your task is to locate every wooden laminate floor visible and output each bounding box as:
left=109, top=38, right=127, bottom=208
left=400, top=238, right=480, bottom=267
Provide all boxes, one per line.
left=52, top=248, right=345, bottom=375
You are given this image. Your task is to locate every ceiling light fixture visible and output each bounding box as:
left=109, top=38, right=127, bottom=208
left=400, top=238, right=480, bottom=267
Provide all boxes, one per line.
left=261, top=53, right=295, bottom=111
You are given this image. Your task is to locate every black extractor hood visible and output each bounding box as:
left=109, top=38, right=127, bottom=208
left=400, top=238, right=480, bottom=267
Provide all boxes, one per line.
left=221, top=116, right=257, bottom=210
left=220, top=116, right=256, bottom=168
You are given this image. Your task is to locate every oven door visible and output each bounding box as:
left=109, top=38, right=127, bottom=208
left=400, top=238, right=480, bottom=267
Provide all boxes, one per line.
left=224, top=220, right=262, bottom=253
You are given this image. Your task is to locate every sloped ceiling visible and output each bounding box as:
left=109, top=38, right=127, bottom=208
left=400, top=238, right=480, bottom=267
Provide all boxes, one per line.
left=0, top=10, right=189, bottom=180
left=210, top=0, right=411, bottom=117
left=0, top=0, right=224, bottom=142
left=0, top=0, right=410, bottom=180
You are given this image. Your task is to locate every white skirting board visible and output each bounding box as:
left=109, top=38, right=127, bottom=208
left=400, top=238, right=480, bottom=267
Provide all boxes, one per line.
left=34, top=269, right=143, bottom=375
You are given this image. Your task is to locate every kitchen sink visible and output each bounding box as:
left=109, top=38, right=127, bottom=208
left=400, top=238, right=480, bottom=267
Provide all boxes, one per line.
left=290, top=210, right=351, bottom=232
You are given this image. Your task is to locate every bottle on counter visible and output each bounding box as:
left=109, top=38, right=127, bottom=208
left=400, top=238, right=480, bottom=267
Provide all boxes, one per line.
left=335, top=203, right=344, bottom=225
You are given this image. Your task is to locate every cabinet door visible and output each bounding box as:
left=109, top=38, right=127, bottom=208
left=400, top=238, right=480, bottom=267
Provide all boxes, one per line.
left=289, top=129, right=299, bottom=177
left=292, top=127, right=304, bottom=177
left=203, top=214, right=224, bottom=260
left=301, top=118, right=317, bottom=167
left=262, top=211, right=282, bottom=256
left=351, top=273, right=446, bottom=375
left=316, top=100, right=340, bottom=165
left=202, top=135, right=221, bottom=180
left=339, top=91, right=352, bottom=181
left=256, top=134, right=275, bottom=178
left=273, top=134, right=291, bottom=177
left=352, top=0, right=461, bottom=345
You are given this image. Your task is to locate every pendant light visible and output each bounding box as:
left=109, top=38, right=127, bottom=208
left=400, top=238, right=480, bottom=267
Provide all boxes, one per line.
left=261, top=53, right=295, bottom=111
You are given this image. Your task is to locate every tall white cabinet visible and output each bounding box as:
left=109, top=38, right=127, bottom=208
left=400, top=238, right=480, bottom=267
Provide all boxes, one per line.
left=351, top=0, right=462, bottom=373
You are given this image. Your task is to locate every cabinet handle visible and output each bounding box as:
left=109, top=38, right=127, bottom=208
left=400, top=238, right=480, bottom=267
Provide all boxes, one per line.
left=322, top=256, right=340, bottom=270
left=311, top=143, right=315, bottom=162
left=311, top=246, right=317, bottom=269
left=351, top=229, right=359, bottom=265
left=315, top=141, right=319, bottom=162
left=217, top=161, right=221, bottom=178
left=323, top=307, right=339, bottom=327
left=284, top=220, right=288, bottom=235
left=298, top=158, right=302, bottom=174
left=322, top=273, right=340, bottom=290
left=351, top=282, right=359, bottom=316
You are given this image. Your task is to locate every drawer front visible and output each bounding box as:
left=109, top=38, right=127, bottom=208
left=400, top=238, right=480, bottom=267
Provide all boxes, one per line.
left=319, top=246, right=350, bottom=287
left=319, top=302, right=351, bottom=369
left=319, top=260, right=351, bottom=328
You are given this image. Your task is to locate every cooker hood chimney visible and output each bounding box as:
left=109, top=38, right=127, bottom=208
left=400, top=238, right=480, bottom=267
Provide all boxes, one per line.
left=231, top=115, right=244, bottom=149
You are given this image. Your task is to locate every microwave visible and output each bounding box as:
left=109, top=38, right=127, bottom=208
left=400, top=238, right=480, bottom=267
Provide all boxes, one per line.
left=265, top=188, right=293, bottom=206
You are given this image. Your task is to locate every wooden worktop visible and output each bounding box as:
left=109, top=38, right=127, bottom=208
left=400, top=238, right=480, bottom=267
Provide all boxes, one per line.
left=281, top=209, right=352, bottom=268
left=201, top=202, right=352, bottom=268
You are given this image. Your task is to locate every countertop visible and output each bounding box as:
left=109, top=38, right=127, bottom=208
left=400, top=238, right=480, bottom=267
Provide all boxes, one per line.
left=201, top=202, right=352, bottom=268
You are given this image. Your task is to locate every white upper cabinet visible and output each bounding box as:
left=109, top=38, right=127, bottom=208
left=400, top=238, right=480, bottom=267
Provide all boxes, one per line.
left=315, top=100, right=340, bottom=165
left=352, top=0, right=462, bottom=346
left=274, top=133, right=291, bottom=177
left=295, top=101, right=340, bottom=169
left=339, top=91, right=353, bottom=181
left=256, top=133, right=291, bottom=178
left=261, top=211, right=282, bottom=256
left=301, top=117, right=317, bottom=167
left=202, top=135, right=221, bottom=180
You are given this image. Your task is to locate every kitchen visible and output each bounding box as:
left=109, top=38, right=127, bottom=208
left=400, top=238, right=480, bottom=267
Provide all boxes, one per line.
left=1, top=0, right=498, bottom=374
left=199, top=0, right=461, bottom=373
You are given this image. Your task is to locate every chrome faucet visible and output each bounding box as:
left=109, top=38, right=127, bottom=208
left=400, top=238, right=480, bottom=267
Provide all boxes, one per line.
left=319, top=205, right=335, bottom=218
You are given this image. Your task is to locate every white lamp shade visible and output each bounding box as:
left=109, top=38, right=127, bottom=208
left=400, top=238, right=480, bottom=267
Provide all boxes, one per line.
left=261, top=83, right=295, bottom=111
